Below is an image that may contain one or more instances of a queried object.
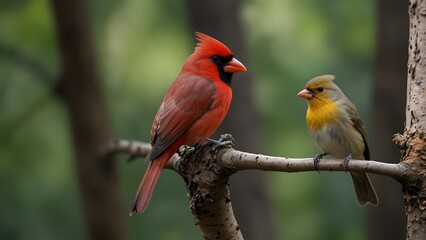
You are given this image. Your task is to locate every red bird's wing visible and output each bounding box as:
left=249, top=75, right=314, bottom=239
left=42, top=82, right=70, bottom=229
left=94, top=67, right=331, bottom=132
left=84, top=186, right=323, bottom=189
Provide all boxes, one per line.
left=147, top=74, right=216, bottom=161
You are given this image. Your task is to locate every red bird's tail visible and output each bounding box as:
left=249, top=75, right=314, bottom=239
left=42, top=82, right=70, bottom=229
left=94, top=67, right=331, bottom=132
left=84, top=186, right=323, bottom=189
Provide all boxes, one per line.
left=130, top=153, right=170, bottom=214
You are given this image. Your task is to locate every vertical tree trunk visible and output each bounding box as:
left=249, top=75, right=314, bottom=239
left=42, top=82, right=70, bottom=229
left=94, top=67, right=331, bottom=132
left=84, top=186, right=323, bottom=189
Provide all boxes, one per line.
left=51, top=1, right=129, bottom=240
left=396, top=0, right=426, bottom=239
left=370, top=0, right=408, bottom=239
left=185, top=1, right=277, bottom=239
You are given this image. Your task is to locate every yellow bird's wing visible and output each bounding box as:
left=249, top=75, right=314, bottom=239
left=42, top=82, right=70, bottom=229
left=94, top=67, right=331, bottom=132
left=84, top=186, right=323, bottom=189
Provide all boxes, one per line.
left=347, top=105, right=370, bottom=160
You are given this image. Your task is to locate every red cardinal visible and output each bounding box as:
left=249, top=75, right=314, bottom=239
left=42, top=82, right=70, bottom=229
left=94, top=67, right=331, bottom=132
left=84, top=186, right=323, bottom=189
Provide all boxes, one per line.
left=130, top=32, right=247, bottom=214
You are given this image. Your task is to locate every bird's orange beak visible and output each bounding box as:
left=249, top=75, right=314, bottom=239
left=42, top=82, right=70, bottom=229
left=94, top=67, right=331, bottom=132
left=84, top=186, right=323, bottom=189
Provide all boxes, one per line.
left=297, top=89, right=314, bottom=99
left=224, top=58, right=247, bottom=73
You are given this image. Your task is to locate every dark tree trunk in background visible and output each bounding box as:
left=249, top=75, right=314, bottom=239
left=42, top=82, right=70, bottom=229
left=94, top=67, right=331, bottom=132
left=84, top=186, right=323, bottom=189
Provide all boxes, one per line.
left=370, top=0, right=408, bottom=239
left=186, top=0, right=277, bottom=239
left=51, top=1, right=130, bottom=240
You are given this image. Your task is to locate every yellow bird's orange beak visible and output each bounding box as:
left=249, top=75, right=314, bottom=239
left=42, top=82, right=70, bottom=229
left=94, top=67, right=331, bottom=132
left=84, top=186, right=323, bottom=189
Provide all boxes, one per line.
left=224, top=57, right=247, bottom=73
left=297, top=89, right=314, bottom=99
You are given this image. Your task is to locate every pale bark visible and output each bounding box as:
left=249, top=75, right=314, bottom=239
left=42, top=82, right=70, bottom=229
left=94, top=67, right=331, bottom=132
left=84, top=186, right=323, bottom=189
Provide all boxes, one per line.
left=406, top=1, right=426, bottom=134
left=392, top=1, right=426, bottom=239
left=109, top=137, right=405, bottom=180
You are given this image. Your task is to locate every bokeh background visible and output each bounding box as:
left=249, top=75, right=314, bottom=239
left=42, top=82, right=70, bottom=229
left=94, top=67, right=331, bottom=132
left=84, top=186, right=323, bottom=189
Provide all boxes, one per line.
left=0, top=0, right=407, bottom=239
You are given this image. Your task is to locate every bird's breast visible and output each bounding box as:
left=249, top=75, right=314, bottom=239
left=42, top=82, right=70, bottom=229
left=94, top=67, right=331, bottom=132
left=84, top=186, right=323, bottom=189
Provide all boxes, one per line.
left=309, top=114, right=365, bottom=159
left=182, top=81, right=232, bottom=145
left=311, top=125, right=349, bottom=158
left=306, top=101, right=339, bottom=132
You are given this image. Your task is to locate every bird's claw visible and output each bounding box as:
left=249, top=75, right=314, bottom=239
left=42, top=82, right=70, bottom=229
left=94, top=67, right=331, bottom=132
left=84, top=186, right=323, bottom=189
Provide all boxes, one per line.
left=313, top=153, right=327, bottom=173
left=217, top=134, right=231, bottom=143
left=343, top=154, right=352, bottom=172
left=207, top=134, right=235, bottom=154
left=208, top=139, right=233, bottom=153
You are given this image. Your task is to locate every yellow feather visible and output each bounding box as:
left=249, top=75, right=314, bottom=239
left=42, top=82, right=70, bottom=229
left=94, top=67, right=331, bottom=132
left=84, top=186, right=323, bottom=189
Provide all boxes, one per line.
left=306, top=98, right=338, bottom=132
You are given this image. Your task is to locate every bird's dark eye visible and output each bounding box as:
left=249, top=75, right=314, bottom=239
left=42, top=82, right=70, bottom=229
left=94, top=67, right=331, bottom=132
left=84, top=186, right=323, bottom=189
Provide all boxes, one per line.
left=211, top=55, right=220, bottom=63
left=317, top=87, right=324, bottom=92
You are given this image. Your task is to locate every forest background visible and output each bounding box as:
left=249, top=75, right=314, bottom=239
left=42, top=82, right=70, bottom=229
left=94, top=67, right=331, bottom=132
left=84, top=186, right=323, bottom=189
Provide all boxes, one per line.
left=0, top=0, right=407, bottom=239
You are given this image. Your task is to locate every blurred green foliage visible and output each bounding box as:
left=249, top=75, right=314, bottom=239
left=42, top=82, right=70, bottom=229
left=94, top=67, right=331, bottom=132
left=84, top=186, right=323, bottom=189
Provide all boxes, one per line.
left=0, top=0, right=375, bottom=239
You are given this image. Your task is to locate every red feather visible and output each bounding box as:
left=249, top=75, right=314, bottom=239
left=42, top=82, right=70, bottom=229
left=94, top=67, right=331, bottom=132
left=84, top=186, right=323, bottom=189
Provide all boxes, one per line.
left=130, top=32, right=246, bottom=214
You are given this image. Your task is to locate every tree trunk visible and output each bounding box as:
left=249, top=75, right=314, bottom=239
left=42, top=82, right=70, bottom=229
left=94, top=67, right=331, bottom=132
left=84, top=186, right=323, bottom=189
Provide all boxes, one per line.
left=185, top=1, right=277, bottom=239
left=51, top=1, right=129, bottom=240
left=394, top=0, right=426, bottom=239
left=370, top=0, right=408, bottom=239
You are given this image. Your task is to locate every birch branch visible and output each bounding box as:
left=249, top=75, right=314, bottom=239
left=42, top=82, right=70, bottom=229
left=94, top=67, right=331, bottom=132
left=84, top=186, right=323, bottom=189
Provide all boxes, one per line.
left=108, top=138, right=406, bottom=180
left=108, top=134, right=416, bottom=240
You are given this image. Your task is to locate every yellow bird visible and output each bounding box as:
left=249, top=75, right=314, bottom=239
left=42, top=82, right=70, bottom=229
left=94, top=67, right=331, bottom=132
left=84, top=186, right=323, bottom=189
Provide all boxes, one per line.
left=297, top=75, right=378, bottom=206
